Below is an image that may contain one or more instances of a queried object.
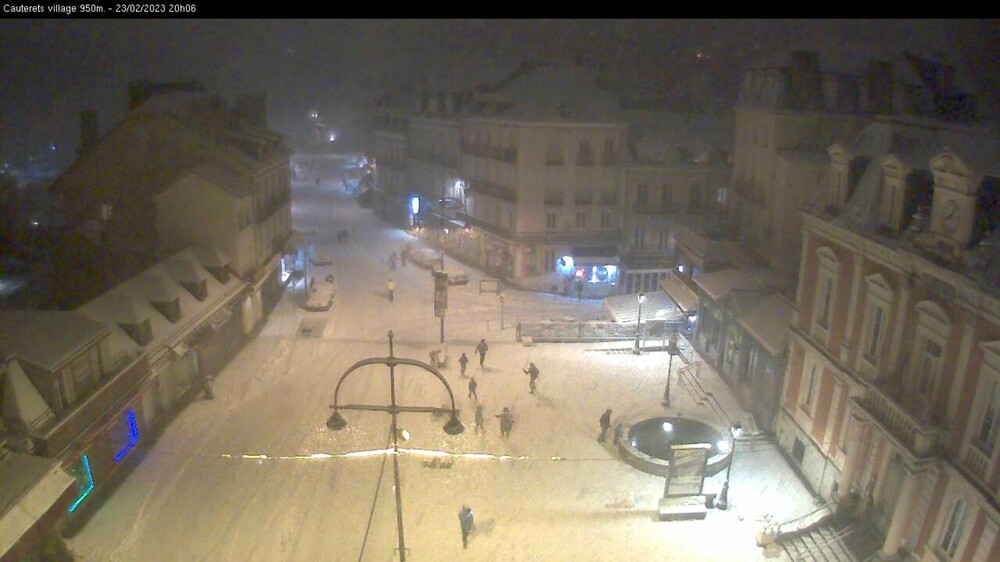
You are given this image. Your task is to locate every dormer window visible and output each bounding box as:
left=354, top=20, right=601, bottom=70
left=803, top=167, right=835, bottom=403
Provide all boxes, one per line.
left=181, top=279, right=208, bottom=301
left=205, top=265, right=230, bottom=284
left=120, top=318, right=153, bottom=346
left=152, top=298, right=182, bottom=323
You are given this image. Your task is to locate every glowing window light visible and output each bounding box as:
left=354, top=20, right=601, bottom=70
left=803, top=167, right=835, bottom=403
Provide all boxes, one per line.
left=67, top=455, right=94, bottom=513
left=410, top=196, right=420, bottom=215
left=114, top=408, right=139, bottom=462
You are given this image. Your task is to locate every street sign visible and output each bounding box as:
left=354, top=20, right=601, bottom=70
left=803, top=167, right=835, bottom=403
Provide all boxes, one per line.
left=433, top=270, right=448, bottom=318
left=479, top=278, right=500, bottom=294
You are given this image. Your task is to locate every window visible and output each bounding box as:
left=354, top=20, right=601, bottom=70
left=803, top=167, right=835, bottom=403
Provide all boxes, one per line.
left=939, top=497, right=966, bottom=558
left=575, top=190, right=593, bottom=205
left=813, top=247, right=839, bottom=339
left=859, top=274, right=894, bottom=372
left=68, top=350, right=97, bottom=402
left=152, top=298, right=182, bottom=323
left=660, top=185, right=671, bottom=209
left=633, top=225, right=645, bottom=250
left=545, top=212, right=556, bottom=231
left=575, top=211, right=587, bottom=230
left=120, top=318, right=153, bottom=346
left=181, top=279, right=208, bottom=301
left=600, top=211, right=611, bottom=229
left=816, top=277, right=834, bottom=329
left=577, top=141, right=593, bottom=166
left=544, top=188, right=563, bottom=206
left=801, top=362, right=819, bottom=413
left=865, top=305, right=886, bottom=360
left=545, top=139, right=563, bottom=165
left=916, top=338, right=943, bottom=397
left=746, top=346, right=760, bottom=381
left=636, top=184, right=649, bottom=206
left=601, top=138, right=615, bottom=165
left=976, top=380, right=1000, bottom=456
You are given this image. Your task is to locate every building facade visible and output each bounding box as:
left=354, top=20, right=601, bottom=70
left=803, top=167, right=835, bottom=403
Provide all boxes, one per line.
left=776, top=117, right=1000, bottom=560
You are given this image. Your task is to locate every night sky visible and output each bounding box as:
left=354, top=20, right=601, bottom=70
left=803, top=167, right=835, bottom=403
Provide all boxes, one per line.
left=1, top=19, right=997, bottom=173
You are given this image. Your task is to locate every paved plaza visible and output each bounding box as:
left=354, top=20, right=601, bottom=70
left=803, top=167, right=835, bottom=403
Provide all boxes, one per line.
left=67, top=154, right=819, bottom=561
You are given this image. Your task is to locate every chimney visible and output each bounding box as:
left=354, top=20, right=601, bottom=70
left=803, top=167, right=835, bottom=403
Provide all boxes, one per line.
left=790, top=50, right=822, bottom=111
left=866, top=60, right=893, bottom=115
left=79, top=109, right=99, bottom=155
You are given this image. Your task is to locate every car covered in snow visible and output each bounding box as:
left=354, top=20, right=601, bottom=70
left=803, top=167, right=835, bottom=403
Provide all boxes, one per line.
left=410, top=248, right=441, bottom=269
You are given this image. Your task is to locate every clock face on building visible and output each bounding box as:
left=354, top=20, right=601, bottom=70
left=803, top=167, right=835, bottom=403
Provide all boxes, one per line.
left=942, top=199, right=960, bottom=233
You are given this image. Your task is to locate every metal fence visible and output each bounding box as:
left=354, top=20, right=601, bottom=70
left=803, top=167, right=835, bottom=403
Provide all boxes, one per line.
left=517, top=318, right=685, bottom=343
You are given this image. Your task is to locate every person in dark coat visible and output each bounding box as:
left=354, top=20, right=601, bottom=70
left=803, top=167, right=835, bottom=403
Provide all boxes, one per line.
left=459, top=352, right=469, bottom=377
left=459, top=504, right=474, bottom=548
left=468, top=376, right=478, bottom=400
left=598, top=408, right=612, bottom=442
left=496, top=407, right=513, bottom=438
left=387, top=278, right=395, bottom=302
left=522, top=362, right=540, bottom=394
left=475, top=338, right=488, bottom=367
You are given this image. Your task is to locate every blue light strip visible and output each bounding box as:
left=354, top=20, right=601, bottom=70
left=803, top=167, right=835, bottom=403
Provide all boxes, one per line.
left=67, top=455, right=94, bottom=513
left=114, top=408, right=139, bottom=463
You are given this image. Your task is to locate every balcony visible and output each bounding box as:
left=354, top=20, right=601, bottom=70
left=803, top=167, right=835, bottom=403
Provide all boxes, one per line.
left=853, top=389, right=945, bottom=458
left=33, top=354, right=151, bottom=458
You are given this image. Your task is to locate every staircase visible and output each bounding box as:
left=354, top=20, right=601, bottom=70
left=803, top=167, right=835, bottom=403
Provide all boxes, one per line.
left=777, top=514, right=883, bottom=562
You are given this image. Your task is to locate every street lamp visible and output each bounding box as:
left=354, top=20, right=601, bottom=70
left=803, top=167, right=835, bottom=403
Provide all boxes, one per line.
left=715, top=422, right=744, bottom=510
left=633, top=292, right=646, bottom=355
left=663, top=334, right=680, bottom=406
left=326, top=330, right=465, bottom=561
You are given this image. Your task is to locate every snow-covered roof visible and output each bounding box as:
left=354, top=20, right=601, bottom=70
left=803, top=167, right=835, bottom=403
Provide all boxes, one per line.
left=76, top=246, right=247, bottom=355
left=692, top=269, right=764, bottom=301
left=192, top=245, right=232, bottom=268
left=841, top=117, right=999, bottom=226
left=0, top=311, right=109, bottom=371
left=487, top=62, right=623, bottom=123
left=183, top=163, right=253, bottom=198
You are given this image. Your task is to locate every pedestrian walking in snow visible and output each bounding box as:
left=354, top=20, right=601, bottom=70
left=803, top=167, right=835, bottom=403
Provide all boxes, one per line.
left=202, top=376, right=214, bottom=400
left=387, top=278, right=395, bottom=302
left=468, top=376, right=478, bottom=400
left=475, top=338, right=489, bottom=368
left=458, top=352, right=469, bottom=377
left=523, top=362, right=540, bottom=394
left=575, top=278, right=584, bottom=301
left=401, top=247, right=407, bottom=267
left=496, top=407, right=513, bottom=438
left=613, top=423, right=624, bottom=445
left=459, top=504, right=475, bottom=549
left=598, top=408, right=612, bottom=442
left=474, top=405, right=485, bottom=434
left=389, top=251, right=397, bottom=271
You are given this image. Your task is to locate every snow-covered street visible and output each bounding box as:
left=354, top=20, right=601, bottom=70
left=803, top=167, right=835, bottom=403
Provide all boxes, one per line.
left=67, top=154, right=817, bottom=562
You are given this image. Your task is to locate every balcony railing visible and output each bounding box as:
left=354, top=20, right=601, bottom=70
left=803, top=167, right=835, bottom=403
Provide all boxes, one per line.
left=34, top=354, right=151, bottom=457
left=853, top=389, right=944, bottom=458
left=962, top=446, right=991, bottom=482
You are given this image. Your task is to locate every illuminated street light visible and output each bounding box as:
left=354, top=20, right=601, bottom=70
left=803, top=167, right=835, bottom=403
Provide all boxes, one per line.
left=633, top=292, right=646, bottom=355
left=715, top=423, right=744, bottom=510
left=325, top=331, right=464, bottom=560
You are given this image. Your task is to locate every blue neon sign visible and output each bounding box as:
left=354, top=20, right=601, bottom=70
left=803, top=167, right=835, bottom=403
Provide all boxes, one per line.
left=114, top=408, right=139, bottom=463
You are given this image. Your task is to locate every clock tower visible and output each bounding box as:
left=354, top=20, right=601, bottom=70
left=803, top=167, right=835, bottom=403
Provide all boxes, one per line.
left=927, top=151, right=978, bottom=257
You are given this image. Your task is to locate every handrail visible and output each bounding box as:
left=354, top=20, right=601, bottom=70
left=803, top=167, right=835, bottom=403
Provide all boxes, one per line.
left=775, top=501, right=834, bottom=537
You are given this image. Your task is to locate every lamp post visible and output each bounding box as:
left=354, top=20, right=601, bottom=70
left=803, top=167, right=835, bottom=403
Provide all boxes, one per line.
left=715, top=422, right=743, bottom=510
left=663, top=334, right=680, bottom=406
left=633, top=292, right=646, bottom=355
left=325, top=330, right=464, bottom=561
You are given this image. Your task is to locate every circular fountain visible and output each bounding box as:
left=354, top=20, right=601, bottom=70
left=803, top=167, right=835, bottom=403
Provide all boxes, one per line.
left=616, top=416, right=734, bottom=477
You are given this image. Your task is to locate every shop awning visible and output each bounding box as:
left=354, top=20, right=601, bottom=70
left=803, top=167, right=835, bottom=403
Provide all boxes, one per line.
left=571, top=246, right=618, bottom=261
left=659, top=273, right=699, bottom=314
left=739, top=294, right=794, bottom=356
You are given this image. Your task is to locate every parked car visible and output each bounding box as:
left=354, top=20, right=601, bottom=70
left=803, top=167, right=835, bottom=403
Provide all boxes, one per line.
left=410, top=249, right=441, bottom=269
